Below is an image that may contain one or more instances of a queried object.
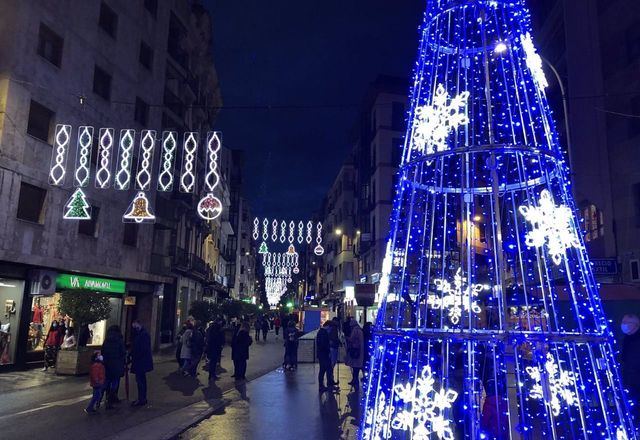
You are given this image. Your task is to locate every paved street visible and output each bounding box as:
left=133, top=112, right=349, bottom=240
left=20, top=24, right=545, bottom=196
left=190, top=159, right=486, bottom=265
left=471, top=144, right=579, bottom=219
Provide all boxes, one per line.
left=0, top=331, right=284, bottom=440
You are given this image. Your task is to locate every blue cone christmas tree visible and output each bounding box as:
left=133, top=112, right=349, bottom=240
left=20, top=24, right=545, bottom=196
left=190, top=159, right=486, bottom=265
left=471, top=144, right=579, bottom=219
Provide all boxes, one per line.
left=361, top=1, right=636, bottom=439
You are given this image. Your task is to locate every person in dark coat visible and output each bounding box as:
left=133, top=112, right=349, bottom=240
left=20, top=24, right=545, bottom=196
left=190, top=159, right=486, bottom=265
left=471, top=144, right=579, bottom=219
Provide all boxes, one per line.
left=621, top=314, right=640, bottom=421
left=283, top=321, right=299, bottom=371
left=231, top=322, right=252, bottom=380
left=188, top=321, right=205, bottom=377
left=316, top=321, right=335, bottom=392
left=206, top=321, right=224, bottom=381
left=101, top=325, right=126, bottom=408
left=130, top=320, right=153, bottom=406
left=42, top=320, right=63, bottom=371
left=261, top=318, right=269, bottom=342
left=342, top=316, right=353, bottom=339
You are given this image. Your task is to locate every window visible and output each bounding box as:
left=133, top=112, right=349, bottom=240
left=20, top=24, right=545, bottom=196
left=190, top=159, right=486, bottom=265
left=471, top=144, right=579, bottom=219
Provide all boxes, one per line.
left=123, top=223, right=138, bottom=246
left=93, top=65, right=112, bottom=100
left=392, top=137, right=404, bottom=166
left=631, top=260, right=640, bottom=282
left=582, top=204, right=604, bottom=242
left=240, top=265, right=245, bottom=275
left=17, top=182, right=47, bottom=223
left=27, top=100, right=54, bottom=142
left=144, top=0, right=158, bottom=17
left=98, top=2, right=118, bottom=38
left=37, top=23, right=63, bottom=67
left=78, top=206, right=100, bottom=237
left=168, top=12, right=188, bottom=68
left=392, top=102, right=405, bottom=131
left=139, top=41, right=153, bottom=70
left=134, top=97, right=149, bottom=126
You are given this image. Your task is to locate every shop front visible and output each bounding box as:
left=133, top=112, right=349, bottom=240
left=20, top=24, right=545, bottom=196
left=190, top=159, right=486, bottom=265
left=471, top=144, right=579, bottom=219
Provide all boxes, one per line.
left=0, top=277, right=26, bottom=367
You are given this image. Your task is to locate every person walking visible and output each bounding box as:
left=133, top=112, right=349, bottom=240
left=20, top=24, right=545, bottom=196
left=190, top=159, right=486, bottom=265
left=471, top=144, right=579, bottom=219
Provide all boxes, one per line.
left=101, top=325, right=126, bottom=408
left=180, top=321, right=193, bottom=375
left=316, top=321, right=335, bottom=392
left=232, top=322, right=252, bottom=380
left=42, top=320, right=64, bottom=371
left=175, top=323, right=187, bottom=367
left=342, top=316, right=353, bottom=339
left=85, top=351, right=105, bottom=414
left=329, top=318, right=341, bottom=384
left=206, top=321, right=224, bottom=381
left=261, top=318, right=269, bottom=342
left=253, top=318, right=261, bottom=342
left=274, top=316, right=281, bottom=338
left=621, top=314, right=640, bottom=421
left=346, top=320, right=364, bottom=388
left=283, top=321, right=299, bottom=371
left=188, top=321, right=205, bottom=377
left=130, top=320, right=153, bottom=406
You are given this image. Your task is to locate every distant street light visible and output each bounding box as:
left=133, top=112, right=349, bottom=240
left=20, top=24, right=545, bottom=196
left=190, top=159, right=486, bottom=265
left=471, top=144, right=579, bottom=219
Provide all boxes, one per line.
left=335, top=229, right=343, bottom=236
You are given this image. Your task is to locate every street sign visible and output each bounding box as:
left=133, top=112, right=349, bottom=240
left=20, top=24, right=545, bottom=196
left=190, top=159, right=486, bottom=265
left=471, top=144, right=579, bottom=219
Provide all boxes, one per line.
left=591, top=259, right=618, bottom=276
left=56, top=274, right=126, bottom=294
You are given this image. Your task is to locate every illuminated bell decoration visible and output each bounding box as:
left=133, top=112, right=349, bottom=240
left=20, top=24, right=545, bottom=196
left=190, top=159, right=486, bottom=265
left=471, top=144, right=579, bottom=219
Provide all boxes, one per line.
left=313, top=244, right=324, bottom=256
left=287, top=244, right=296, bottom=255
left=123, top=192, right=155, bottom=223
left=197, top=193, right=222, bottom=220
left=63, top=188, right=91, bottom=220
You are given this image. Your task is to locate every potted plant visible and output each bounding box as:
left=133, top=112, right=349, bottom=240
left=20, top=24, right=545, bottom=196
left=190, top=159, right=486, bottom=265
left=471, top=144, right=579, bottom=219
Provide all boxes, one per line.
left=55, top=290, right=111, bottom=375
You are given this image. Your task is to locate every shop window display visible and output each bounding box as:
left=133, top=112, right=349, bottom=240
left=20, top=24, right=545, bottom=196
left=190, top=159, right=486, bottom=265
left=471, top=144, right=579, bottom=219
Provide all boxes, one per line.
left=0, top=279, right=24, bottom=365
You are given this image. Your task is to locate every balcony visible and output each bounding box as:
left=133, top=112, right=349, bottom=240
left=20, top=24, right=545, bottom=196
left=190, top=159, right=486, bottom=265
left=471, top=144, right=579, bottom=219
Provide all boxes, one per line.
left=172, top=247, right=208, bottom=281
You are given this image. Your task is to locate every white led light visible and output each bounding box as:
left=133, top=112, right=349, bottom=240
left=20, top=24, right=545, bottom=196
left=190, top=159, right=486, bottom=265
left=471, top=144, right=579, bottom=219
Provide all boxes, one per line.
left=48, top=124, right=72, bottom=186
left=114, top=129, right=136, bottom=190
left=263, top=218, right=269, bottom=240
left=521, top=32, right=549, bottom=90
left=314, top=222, right=324, bottom=256
left=95, top=128, right=114, bottom=189
left=280, top=220, right=286, bottom=243
left=74, top=126, right=94, bottom=188
left=306, top=221, right=313, bottom=244
left=427, top=267, right=483, bottom=325
left=157, top=131, right=178, bottom=192
left=297, top=221, right=304, bottom=244
left=288, top=221, right=295, bottom=243
left=197, top=132, right=223, bottom=220
left=135, top=130, right=156, bottom=191
left=253, top=218, right=260, bottom=240
left=180, top=132, right=199, bottom=193
left=272, top=219, right=278, bottom=242
left=526, top=353, right=578, bottom=416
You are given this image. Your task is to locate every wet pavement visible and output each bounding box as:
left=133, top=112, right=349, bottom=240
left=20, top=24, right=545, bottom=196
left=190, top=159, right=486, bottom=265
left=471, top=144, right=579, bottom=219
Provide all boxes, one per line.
left=0, top=330, right=284, bottom=440
left=178, top=363, right=363, bottom=440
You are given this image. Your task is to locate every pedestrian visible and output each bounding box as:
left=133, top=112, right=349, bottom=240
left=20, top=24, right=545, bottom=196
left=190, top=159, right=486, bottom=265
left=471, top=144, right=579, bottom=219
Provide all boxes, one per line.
left=274, top=316, right=281, bottom=338
left=346, top=320, right=364, bottom=387
left=621, top=314, right=640, bottom=421
left=316, top=321, right=335, bottom=392
left=261, top=317, right=269, bottom=342
left=175, top=323, right=187, bottom=366
left=206, top=321, right=224, bottom=381
left=283, top=321, right=299, bottom=371
left=42, top=320, right=63, bottom=371
left=180, top=321, right=193, bottom=375
left=85, top=351, right=105, bottom=414
left=342, top=316, right=353, bottom=339
left=61, top=327, right=76, bottom=350
left=232, top=322, right=252, bottom=380
left=216, top=318, right=225, bottom=367
left=254, top=318, right=261, bottom=342
left=188, top=321, right=205, bottom=377
left=329, top=318, right=341, bottom=383
left=362, top=321, right=372, bottom=379
left=130, top=319, right=153, bottom=406
left=101, top=325, right=126, bottom=409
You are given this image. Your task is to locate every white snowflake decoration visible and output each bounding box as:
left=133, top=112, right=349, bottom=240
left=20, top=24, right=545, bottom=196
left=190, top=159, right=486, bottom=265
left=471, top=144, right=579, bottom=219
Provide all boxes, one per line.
left=519, top=190, right=582, bottom=266
left=411, top=84, right=469, bottom=156
left=427, top=268, right=483, bottom=325
left=393, top=249, right=406, bottom=267
left=525, top=353, right=578, bottom=417
left=521, top=32, right=549, bottom=90
left=617, top=426, right=629, bottom=440
left=391, top=366, right=458, bottom=440
left=362, top=392, right=393, bottom=440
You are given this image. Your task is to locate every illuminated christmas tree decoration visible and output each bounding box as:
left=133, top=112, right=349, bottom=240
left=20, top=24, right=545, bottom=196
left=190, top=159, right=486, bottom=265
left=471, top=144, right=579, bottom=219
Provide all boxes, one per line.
left=426, top=268, right=483, bottom=325
left=157, top=131, right=178, bottom=192
left=180, top=132, right=199, bottom=193
left=297, top=221, right=304, bottom=243
left=519, top=189, right=582, bottom=266
left=253, top=218, right=260, bottom=240
left=63, top=188, right=91, bottom=220
left=197, top=132, right=223, bottom=220
left=95, top=128, right=114, bottom=189
left=48, top=124, right=72, bottom=186
left=135, top=130, right=156, bottom=191
left=521, top=32, right=549, bottom=90
left=259, top=242, right=268, bottom=255
left=114, top=129, right=135, bottom=190
left=73, top=126, right=94, bottom=187
left=362, top=1, right=635, bottom=438
left=525, top=353, right=578, bottom=417
left=409, top=84, right=469, bottom=157
left=123, top=192, right=155, bottom=223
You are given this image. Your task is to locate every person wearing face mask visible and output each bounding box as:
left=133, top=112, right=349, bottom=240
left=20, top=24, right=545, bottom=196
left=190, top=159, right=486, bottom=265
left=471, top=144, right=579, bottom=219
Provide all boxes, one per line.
left=130, top=320, right=153, bottom=406
left=621, top=314, right=640, bottom=420
left=42, top=320, right=63, bottom=371
left=61, top=327, right=76, bottom=350
left=85, top=351, right=105, bottom=414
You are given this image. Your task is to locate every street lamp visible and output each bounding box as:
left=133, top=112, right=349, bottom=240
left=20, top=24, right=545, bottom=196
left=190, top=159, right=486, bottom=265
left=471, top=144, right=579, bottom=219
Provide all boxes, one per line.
left=335, top=228, right=343, bottom=236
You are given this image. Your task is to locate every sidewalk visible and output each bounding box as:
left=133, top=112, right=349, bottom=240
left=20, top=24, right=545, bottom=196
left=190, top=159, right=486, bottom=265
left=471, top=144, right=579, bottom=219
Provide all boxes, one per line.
left=176, top=363, right=364, bottom=440
left=0, top=330, right=284, bottom=440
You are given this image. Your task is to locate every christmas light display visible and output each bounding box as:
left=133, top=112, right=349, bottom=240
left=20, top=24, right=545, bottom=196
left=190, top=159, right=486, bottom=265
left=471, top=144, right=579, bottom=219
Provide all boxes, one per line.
left=135, top=130, right=156, bottom=191
left=123, top=192, right=155, bottom=223
left=306, top=221, right=313, bottom=244
left=314, top=222, right=324, bottom=256
left=263, top=218, right=269, bottom=240
left=298, top=221, right=304, bottom=243
left=63, top=187, right=91, bottom=220
left=48, top=124, right=71, bottom=186
left=73, top=126, right=94, bottom=187
left=114, top=129, right=135, bottom=190
left=197, top=132, right=223, bottom=220
left=179, top=132, right=199, bottom=193
left=157, top=131, right=178, bottom=192
left=280, top=220, right=287, bottom=243
left=259, top=242, right=269, bottom=254
left=253, top=218, right=260, bottom=240
left=95, top=128, right=114, bottom=189
left=361, top=1, right=635, bottom=439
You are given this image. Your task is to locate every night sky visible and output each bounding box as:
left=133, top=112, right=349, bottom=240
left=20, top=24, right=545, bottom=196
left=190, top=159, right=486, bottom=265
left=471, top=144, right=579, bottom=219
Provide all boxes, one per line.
left=203, top=1, right=424, bottom=219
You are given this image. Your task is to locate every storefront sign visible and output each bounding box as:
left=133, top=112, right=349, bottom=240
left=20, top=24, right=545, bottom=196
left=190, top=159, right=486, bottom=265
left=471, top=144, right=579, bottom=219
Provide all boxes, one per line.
left=591, top=259, right=618, bottom=276
left=56, top=274, right=126, bottom=294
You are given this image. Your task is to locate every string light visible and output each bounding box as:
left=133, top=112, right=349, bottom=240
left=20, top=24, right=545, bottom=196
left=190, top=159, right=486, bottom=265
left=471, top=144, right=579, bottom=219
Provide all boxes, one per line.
left=73, top=126, right=94, bottom=188
left=114, top=129, right=135, bottom=190
left=95, top=128, right=114, bottom=189
left=179, top=132, right=199, bottom=193
left=48, top=124, right=71, bottom=186
left=123, top=192, right=155, bottom=223
left=157, top=131, right=178, bottom=192
left=197, top=132, right=223, bottom=220
left=135, top=130, right=156, bottom=191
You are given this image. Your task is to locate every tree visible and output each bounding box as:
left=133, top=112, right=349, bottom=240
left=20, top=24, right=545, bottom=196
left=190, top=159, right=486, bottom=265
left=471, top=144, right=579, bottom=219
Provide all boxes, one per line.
left=188, top=300, right=220, bottom=323
left=58, top=290, right=111, bottom=348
